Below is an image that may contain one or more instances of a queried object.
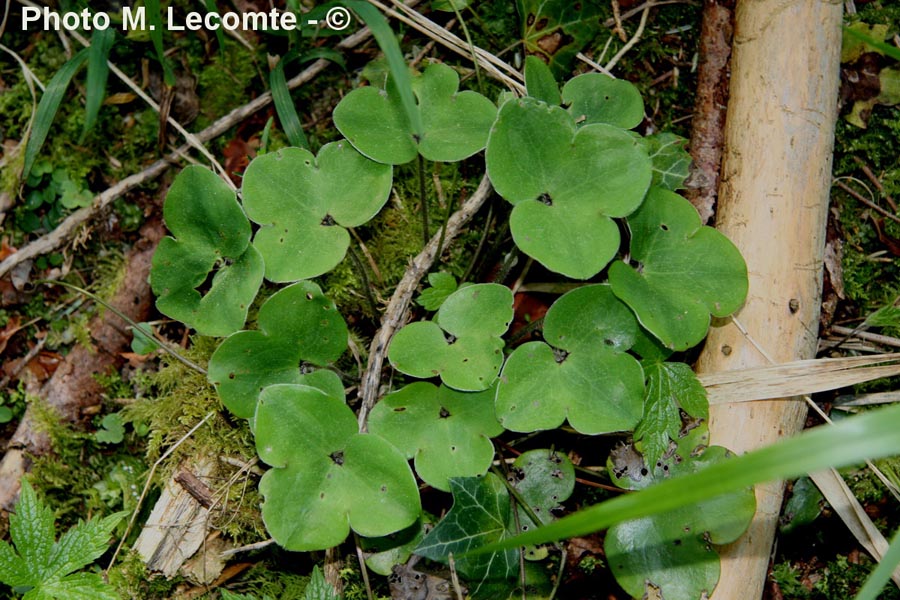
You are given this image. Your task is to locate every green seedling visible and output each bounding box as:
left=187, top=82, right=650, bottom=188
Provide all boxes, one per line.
left=416, top=271, right=461, bottom=311
left=255, top=384, right=420, bottom=551
left=496, top=285, right=644, bottom=434
left=388, top=283, right=514, bottom=391
left=333, top=62, right=497, bottom=165
left=241, top=142, right=393, bottom=282
left=208, top=281, right=348, bottom=419
left=609, top=187, right=748, bottom=350
left=368, top=382, right=503, bottom=491
left=150, top=165, right=264, bottom=337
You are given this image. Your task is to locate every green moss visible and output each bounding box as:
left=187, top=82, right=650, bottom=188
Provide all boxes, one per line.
left=195, top=41, right=261, bottom=129
left=813, top=554, right=900, bottom=600
left=109, top=550, right=182, bottom=600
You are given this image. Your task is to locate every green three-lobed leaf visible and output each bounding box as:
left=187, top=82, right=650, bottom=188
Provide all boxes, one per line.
left=241, top=142, right=393, bottom=282
left=151, top=165, right=264, bottom=337
left=486, top=97, right=652, bottom=279
left=609, top=187, right=748, bottom=350
left=208, top=282, right=348, bottom=419
left=496, top=285, right=644, bottom=434
left=389, top=283, right=514, bottom=391
left=256, top=385, right=420, bottom=551
left=368, top=382, right=503, bottom=491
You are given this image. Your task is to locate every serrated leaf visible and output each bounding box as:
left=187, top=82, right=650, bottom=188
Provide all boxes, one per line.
left=417, top=272, right=459, bottom=311
left=416, top=474, right=518, bottom=598
left=256, top=385, right=420, bottom=551
left=333, top=62, right=497, bottom=164
left=30, top=572, right=120, bottom=600
left=150, top=166, right=264, bottom=337
left=368, top=382, right=503, bottom=491
left=0, top=480, right=123, bottom=599
left=634, top=362, right=708, bottom=466
left=389, top=284, right=513, bottom=391
left=208, top=282, right=348, bottom=419
left=303, top=565, right=340, bottom=600
left=517, top=0, right=601, bottom=77
left=641, top=133, right=691, bottom=191
left=495, top=285, right=644, bottom=434
left=486, top=97, right=652, bottom=279
left=561, top=73, right=644, bottom=130
left=241, top=143, right=393, bottom=282
left=610, top=187, right=748, bottom=350
left=605, top=447, right=755, bottom=600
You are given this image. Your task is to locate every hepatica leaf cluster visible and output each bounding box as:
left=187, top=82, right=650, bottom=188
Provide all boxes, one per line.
left=148, top=53, right=751, bottom=599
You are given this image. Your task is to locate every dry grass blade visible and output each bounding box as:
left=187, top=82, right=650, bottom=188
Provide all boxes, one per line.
left=699, top=353, right=900, bottom=404
left=372, top=0, right=526, bottom=94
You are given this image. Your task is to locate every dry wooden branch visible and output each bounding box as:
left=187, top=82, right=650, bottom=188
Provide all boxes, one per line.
left=357, top=175, right=493, bottom=431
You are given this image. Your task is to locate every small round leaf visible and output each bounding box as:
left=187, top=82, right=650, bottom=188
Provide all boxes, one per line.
left=561, top=73, right=644, bottom=129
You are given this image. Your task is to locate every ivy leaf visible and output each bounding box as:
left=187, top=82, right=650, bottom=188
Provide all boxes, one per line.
left=389, top=284, right=514, bottom=391
left=486, top=97, right=652, bottom=279
left=605, top=447, right=755, bottom=600
left=0, top=480, right=124, bottom=600
left=368, top=382, right=503, bottom=491
left=416, top=474, right=518, bottom=598
left=495, top=285, right=644, bottom=434
left=241, top=143, right=393, bottom=282
left=151, top=166, right=264, bottom=336
left=208, top=282, right=348, bottom=419
left=610, top=187, right=748, bottom=350
left=517, top=0, right=602, bottom=77
left=417, top=272, right=459, bottom=311
left=634, top=362, right=708, bottom=466
left=334, top=62, right=498, bottom=165
left=256, top=385, right=421, bottom=551
left=641, top=133, right=692, bottom=191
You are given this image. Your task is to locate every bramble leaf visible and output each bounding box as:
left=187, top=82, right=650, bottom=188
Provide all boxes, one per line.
left=389, top=283, right=513, bottom=391
left=150, top=166, right=264, bottom=337
left=241, top=143, right=393, bottom=282
left=496, top=285, right=644, bottom=434
left=416, top=474, right=518, bottom=598
left=610, top=187, right=748, bottom=350
left=634, top=362, right=708, bottom=466
left=256, top=385, right=421, bottom=551
left=486, top=98, right=652, bottom=279
left=208, top=282, right=348, bottom=419
left=368, top=382, right=503, bottom=491
left=605, top=447, right=755, bottom=600
left=333, top=62, right=497, bottom=164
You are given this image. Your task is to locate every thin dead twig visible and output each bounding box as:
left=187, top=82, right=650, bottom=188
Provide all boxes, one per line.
left=357, top=175, right=493, bottom=431
left=834, top=179, right=900, bottom=226
left=605, top=3, right=652, bottom=72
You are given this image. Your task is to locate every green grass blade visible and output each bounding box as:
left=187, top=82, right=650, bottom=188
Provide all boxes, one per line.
left=854, top=527, right=900, bottom=600
left=201, top=0, right=226, bottom=56
left=23, top=48, right=90, bottom=179
left=343, top=0, right=423, bottom=138
left=270, top=48, right=345, bottom=150
left=81, top=27, right=115, bottom=142
left=144, top=0, right=175, bottom=85
left=472, top=403, right=900, bottom=554
left=270, top=49, right=310, bottom=150
left=843, top=26, right=900, bottom=62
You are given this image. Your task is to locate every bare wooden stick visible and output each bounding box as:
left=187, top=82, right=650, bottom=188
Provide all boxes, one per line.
left=357, top=175, right=493, bottom=431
